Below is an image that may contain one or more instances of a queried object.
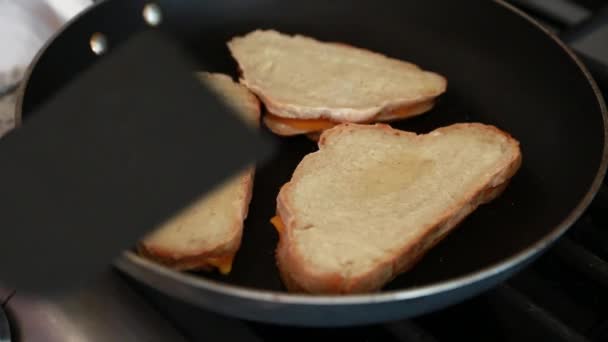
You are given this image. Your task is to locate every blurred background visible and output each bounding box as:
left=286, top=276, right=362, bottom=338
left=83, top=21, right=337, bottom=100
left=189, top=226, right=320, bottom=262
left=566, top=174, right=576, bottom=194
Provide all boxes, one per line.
left=0, top=0, right=92, bottom=136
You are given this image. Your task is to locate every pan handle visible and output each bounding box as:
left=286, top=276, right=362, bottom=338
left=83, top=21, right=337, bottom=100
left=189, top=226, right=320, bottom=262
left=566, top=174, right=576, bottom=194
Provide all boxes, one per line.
left=509, top=0, right=591, bottom=27
left=560, top=5, right=608, bottom=88
left=514, top=1, right=608, bottom=88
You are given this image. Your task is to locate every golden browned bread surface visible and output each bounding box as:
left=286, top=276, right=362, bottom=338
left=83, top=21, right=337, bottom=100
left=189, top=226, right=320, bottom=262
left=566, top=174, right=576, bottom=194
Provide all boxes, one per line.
left=227, top=30, right=446, bottom=136
left=274, top=123, right=521, bottom=294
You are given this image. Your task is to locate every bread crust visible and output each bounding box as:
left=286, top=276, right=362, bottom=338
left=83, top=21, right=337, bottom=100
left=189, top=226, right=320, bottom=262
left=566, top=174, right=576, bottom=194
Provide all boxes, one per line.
left=138, top=73, right=260, bottom=273
left=227, top=30, right=447, bottom=125
left=275, top=123, right=522, bottom=294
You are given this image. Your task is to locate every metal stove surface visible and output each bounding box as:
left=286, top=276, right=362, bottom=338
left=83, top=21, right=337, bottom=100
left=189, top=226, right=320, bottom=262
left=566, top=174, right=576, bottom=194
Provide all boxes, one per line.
left=2, top=271, right=187, bottom=342
left=0, top=309, right=10, bottom=342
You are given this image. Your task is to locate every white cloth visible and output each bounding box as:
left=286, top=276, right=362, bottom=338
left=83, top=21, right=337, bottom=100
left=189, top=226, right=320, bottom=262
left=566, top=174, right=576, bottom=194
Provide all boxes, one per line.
left=0, top=0, right=92, bottom=137
left=0, top=0, right=91, bottom=88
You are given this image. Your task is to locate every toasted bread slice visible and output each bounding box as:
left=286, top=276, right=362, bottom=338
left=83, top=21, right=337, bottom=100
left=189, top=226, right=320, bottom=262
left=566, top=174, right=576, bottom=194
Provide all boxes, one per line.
left=227, top=30, right=447, bottom=136
left=272, top=123, right=521, bottom=294
left=138, top=72, right=260, bottom=274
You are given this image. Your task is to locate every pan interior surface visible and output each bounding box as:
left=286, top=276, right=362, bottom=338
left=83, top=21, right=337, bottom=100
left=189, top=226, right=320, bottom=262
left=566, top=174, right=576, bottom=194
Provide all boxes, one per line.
left=20, top=0, right=606, bottom=298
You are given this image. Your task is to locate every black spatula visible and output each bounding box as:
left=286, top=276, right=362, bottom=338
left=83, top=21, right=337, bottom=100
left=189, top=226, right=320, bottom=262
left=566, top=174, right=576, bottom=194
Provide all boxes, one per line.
left=0, top=30, right=275, bottom=295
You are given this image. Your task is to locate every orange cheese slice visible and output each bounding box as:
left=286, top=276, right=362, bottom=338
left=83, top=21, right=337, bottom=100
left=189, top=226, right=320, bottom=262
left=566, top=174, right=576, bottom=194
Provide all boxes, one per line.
left=205, top=255, right=234, bottom=275
left=264, top=114, right=338, bottom=132
left=270, top=215, right=285, bottom=234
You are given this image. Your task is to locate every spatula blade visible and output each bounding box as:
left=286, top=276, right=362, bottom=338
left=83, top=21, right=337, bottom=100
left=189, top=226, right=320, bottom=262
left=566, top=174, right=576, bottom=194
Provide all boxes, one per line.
left=0, top=30, right=275, bottom=295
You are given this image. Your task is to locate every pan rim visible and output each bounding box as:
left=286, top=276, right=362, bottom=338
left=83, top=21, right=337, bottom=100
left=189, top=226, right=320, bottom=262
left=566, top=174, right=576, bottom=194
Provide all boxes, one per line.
left=17, top=0, right=608, bottom=306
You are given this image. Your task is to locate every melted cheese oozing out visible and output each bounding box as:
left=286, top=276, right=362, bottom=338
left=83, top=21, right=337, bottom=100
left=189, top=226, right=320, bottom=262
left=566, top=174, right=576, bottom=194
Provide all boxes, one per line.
left=265, top=114, right=338, bottom=131
left=206, top=255, right=234, bottom=275
left=270, top=215, right=285, bottom=234
left=265, top=100, right=434, bottom=133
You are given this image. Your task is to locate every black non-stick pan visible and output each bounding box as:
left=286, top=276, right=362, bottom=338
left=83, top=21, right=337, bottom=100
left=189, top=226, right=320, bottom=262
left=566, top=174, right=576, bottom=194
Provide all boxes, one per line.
left=15, top=0, right=608, bottom=327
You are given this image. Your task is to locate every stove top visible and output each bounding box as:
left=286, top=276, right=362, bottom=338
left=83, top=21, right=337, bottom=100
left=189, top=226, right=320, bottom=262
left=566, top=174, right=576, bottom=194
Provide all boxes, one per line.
left=0, top=309, right=9, bottom=342
left=1, top=1, right=608, bottom=341
left=122, top=203, right=608, bottom=341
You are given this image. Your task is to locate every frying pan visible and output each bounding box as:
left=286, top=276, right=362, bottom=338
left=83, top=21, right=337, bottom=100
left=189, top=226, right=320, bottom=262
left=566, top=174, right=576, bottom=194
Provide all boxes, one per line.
left=15, top=0, right=608, bottom=327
